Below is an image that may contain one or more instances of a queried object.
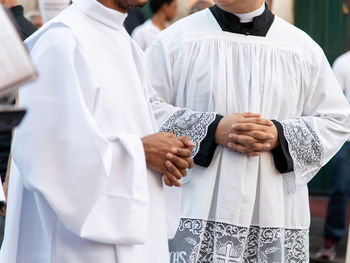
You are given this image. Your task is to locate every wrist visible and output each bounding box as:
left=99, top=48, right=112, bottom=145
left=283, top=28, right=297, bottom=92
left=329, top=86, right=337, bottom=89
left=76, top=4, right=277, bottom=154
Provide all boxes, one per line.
left=141, top=136, right=151, bottom=168
left=214, top=118, right=226, bottom=146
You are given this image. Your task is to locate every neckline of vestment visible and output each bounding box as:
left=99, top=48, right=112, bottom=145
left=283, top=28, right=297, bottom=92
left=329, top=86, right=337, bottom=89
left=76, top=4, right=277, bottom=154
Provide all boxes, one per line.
left=209, top=4, right=275, bottom=37
left=73, top=0, right=127, bottom=30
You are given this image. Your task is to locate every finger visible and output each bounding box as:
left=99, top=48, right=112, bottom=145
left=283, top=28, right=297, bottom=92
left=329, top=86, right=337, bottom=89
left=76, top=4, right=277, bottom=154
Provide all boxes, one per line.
left=178, top=136, right=195, bottom=148
left=249, top=142, right=271, bottom=151
left=240, top=113, right=261, bottom=118
left=162, top=175, right=173, bottom=186
left=163, top=171, right=181, bottom=187
left=228, top=134, right=256, bottom=147
left=165, top=160, right=183, bottom=181
left=160, top=132, right=176, bottom=138
left=180, top=169, right=187, bottom=176
left=232, top=123, right=269, bottom=132
left=227, top=142, right=254, bottom=154
left=184, top=157, right=194, bottom=169
left=166, top=153, right=190, bottom=169
left=229, top=131, right=274, bottom=142
left=167, top=153, right=194, bottom=169
left=235, top=118, right=273, bottom=126
left=228, top=134, right=272, bottom=151
left=236, top=130, right=275, bottom=141
left=170, top=147, right=193, bottom=157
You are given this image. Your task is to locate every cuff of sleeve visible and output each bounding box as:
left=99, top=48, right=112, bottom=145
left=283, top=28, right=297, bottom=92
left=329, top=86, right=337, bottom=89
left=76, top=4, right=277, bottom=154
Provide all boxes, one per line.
left=80, top=135, right=149, bottom=244
left=271, top=120, right=294, bottom=173
left=81, top=194, right=149, bottom=245
left=194, top=114, right=223, bottom=167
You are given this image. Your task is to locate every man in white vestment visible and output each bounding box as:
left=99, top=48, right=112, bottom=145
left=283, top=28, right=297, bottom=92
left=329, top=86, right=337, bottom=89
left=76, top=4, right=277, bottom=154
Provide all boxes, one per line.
left=132, top=0, right=177, bottom=50
left=0, top=0, right=197, bottom=262
left=146, top=0, right=350, bottom=262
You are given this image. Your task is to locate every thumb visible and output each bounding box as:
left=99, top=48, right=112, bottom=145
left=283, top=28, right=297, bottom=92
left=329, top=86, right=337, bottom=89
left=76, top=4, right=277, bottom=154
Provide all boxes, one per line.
left=179, top=136, right=195, bottom=148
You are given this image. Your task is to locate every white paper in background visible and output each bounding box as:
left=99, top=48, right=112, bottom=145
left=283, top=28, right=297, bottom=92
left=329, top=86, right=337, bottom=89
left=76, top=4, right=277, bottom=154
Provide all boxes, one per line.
left=0, top=5, right=36, bottom=97
left=39, top=0, right=70, bottom=23
left=0, top=177, right=5, bottom=202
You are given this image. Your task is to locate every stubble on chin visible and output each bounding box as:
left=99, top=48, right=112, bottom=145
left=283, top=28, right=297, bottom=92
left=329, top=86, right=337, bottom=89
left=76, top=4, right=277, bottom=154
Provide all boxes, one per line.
left=113, top=0, right=147, bottom=11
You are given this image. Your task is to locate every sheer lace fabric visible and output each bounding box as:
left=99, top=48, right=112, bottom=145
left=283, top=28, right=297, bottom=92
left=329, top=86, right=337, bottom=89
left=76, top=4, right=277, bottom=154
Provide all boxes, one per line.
left=169, top=218, right=309, bottom=263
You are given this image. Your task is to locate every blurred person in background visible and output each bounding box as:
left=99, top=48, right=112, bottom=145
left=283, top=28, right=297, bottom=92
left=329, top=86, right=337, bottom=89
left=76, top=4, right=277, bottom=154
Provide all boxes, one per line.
left=124, top=9, right=145, bottom=34
left=265, top=0, right=272, bottom=10
left=1, top=0, right=37, bottom=38
left=25, top=9, right=42, bottom=28
left=316, top=50, right=350, bottom=261
left=132, top=0, right=177, bottom=50
left=38, top=0, right=70, bottom=23
left=16, top=0, right=39, bottom=15
left=189, top=0, right=213, bottom=15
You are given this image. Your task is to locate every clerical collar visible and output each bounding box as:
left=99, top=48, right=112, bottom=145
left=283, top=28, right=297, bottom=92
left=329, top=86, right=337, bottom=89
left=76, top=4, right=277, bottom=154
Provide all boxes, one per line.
left=209, top=4, right=275, bottom=37
left=235, top=3, right=265, bottom=23
left=73, top=0, right=127, bottom=30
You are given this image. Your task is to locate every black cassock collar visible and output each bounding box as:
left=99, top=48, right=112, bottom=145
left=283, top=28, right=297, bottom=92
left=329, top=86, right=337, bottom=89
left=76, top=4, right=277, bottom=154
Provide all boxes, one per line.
left=209, top=4, right=275, bottom=37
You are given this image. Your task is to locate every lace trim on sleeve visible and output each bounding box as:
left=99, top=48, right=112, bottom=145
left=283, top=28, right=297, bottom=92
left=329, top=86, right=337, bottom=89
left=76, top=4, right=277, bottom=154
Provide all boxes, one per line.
left=280, top=118, right=325, bottom=191
left=160, top=109, right=216, bottom=157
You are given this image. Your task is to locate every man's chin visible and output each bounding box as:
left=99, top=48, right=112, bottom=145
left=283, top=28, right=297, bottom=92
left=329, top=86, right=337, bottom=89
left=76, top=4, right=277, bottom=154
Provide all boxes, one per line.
left=115, top=0, right=147, bottom=11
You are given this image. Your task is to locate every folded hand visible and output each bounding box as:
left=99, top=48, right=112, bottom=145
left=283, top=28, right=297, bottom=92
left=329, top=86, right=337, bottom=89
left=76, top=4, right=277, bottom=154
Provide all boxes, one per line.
left=142, top=132, right=194, bottom=187
left=216, top=113, right=278, bottom=156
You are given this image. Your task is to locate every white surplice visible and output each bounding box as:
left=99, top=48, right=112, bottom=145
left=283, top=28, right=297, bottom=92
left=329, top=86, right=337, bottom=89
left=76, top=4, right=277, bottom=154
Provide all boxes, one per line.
left=0, top=0, right=178, bottom=262
left=146, top=9, right=350, bottom=262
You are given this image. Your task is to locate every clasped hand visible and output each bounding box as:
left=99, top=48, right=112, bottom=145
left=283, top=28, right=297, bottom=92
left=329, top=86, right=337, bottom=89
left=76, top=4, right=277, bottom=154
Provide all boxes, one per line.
left=142, top=132, right=194, bottom=187
left=216, top=113, right=278, bottom=156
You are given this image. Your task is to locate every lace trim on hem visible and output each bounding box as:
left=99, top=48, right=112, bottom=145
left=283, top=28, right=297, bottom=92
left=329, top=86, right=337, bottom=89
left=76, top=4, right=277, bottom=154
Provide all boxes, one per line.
left=160, top=109, right=216, bottom=157
left=169, top=218, right=309, bottom=263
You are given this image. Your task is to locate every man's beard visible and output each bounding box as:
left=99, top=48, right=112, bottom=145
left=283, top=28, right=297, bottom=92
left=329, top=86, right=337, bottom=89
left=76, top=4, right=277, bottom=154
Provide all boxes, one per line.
left=114, top=0, right=147, bottom=11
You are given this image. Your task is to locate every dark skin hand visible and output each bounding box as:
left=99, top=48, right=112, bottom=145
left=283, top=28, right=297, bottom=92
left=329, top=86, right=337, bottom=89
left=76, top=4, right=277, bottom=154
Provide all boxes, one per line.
left=163, top=137, right=194, bottom=186
left=142, top=132, right=194, bottom=187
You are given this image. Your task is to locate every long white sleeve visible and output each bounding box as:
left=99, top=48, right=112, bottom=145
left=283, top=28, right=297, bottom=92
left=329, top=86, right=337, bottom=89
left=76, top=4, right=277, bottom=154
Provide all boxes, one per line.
left=13, top=27, right=149, bottom=245
left=281, top=50, right=350, bottom=193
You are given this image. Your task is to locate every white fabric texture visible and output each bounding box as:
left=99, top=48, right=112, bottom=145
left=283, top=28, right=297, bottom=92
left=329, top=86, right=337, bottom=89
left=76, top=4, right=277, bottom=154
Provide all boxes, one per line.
left=146, top=9, right=350, bottom=262
left=0, top=0, right=175, bottom=262
left=333, top=51, right=350, bottom=104
left=131, top=19, right=161, bottom=51
left=333, top=51, right=350, bottom=141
